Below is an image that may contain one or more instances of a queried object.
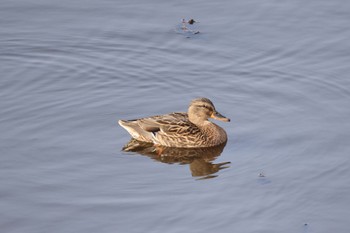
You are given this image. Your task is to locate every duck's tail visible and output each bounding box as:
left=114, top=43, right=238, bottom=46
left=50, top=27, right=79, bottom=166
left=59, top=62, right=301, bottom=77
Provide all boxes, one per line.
left=118, top=119, right=154, bottom=143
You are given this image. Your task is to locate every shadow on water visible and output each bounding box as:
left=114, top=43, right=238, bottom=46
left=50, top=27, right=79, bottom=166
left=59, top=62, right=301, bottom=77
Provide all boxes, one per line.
left=122, top=139, right=230, bottom=179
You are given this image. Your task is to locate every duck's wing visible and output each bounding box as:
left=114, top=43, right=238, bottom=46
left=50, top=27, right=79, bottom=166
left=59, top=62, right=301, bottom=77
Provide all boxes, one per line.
left=138, top=112, right=197, bottom=135
left=159, top=120, right=201, bottom=136
left=119, top=112, right=189, bottom=143
left=137, top=112, right=202, bottom=147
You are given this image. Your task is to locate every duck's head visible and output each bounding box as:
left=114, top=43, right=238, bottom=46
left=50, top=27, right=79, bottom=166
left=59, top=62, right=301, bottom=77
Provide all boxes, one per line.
left=188, top=98, right=230, bottom=124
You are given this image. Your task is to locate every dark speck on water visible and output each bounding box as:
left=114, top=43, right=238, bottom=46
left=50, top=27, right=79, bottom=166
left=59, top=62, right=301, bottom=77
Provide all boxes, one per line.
left=188, top=19, right=196, bottom=25
left=1, top=0, right=350, bottom=233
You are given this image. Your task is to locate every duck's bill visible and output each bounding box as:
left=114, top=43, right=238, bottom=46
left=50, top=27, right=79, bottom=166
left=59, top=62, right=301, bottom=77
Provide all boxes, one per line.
left=211, top=111, right=230, bottom=122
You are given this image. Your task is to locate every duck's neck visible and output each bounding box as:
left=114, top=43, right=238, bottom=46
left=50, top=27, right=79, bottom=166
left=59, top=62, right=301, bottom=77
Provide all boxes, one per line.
left=188, top=115, right=206, bottom=126
left=197, top=121, right=228, bottom=146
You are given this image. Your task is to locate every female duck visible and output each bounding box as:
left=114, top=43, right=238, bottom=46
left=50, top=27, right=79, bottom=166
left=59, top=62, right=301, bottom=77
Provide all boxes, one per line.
left=118, top=98, right=230, bottom=148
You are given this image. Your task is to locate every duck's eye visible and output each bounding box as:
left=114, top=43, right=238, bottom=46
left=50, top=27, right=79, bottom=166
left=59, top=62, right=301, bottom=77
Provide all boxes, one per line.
left=201, top=105, right=213, bottom=111
left=195, top=104, right=212, bottom=111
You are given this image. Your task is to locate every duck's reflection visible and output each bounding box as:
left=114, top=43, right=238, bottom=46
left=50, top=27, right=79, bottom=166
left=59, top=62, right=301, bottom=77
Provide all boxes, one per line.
left=122, top=139, right=230, bottom=179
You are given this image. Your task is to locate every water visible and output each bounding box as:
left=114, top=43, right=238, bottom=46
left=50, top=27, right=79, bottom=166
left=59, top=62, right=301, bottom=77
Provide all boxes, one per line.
left=1, top=0, right=350, bottom=232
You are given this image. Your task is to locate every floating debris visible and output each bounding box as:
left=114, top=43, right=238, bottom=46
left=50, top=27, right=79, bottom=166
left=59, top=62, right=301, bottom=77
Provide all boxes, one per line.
left=176, top=18, right=200, bottom=37
left=188, top=19, right=196, bottom=25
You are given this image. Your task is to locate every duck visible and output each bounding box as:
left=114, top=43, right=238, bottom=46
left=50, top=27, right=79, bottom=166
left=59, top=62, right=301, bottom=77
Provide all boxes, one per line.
left=118, top=98, right=230, bottom=148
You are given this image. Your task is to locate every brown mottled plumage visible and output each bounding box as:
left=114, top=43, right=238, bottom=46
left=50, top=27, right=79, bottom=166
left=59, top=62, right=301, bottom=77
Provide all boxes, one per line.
left=118, top=98, right=230, bottom=148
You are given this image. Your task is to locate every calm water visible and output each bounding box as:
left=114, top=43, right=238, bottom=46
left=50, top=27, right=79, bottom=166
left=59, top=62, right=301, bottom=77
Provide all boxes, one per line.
left=1, top=0, right=350, bottom=232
